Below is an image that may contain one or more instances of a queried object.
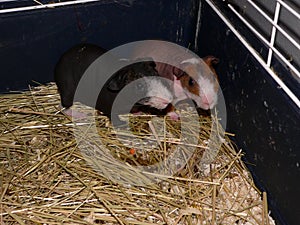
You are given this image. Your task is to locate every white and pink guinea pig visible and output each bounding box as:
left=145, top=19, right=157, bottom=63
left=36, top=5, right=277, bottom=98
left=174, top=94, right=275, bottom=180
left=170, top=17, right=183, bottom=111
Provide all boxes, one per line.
left=175, top=55, right=220, bottom=110
left=131, top=41, right=220, bottom=111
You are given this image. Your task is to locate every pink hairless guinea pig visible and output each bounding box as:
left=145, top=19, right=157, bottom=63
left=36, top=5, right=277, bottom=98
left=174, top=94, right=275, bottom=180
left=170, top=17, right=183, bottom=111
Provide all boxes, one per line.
left=131, top=41, right=220, bottom=111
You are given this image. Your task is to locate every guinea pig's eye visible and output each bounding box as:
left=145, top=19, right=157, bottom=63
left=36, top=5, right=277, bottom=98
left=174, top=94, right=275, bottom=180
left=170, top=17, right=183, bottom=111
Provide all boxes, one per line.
left=188, top=77, right=196, bottom=86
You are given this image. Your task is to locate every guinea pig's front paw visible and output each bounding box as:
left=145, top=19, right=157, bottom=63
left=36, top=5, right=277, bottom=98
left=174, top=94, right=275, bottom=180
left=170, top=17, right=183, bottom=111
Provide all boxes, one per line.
left=167, top=111, right=180, bottom=121
left=62, top=108, right=87, bottom=119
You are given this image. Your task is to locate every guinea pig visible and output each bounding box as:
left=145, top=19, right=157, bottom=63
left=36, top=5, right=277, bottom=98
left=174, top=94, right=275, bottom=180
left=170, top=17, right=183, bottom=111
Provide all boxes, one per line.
left=131, top=41, right=220, bottom=110
left=98, top=60, right=174, bottom=118
left=54, top=43, right=106, bottom=111
left=176, top=56, right=220, bottom=110
left=54, top=43, right=174, bottom=120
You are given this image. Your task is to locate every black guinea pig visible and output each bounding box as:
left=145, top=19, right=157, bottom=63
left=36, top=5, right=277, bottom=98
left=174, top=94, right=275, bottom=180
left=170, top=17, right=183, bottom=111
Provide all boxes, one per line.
left=54, top=43, right=174, bottom=121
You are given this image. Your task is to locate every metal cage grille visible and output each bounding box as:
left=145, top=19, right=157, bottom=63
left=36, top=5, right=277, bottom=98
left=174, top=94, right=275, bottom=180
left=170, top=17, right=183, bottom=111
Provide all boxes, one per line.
left=206, top=0, right=300, bottom=108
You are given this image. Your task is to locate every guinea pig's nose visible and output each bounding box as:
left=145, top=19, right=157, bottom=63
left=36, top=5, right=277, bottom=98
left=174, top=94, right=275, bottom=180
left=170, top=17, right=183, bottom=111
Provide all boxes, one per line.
left=201, top=96, right=211, bottom=109
left=202, top=96, right=209, bottom=105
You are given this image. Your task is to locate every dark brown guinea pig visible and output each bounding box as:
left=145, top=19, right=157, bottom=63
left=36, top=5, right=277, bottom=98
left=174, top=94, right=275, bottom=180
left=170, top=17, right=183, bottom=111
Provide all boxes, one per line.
left=54, top=43, right=106, bottom=110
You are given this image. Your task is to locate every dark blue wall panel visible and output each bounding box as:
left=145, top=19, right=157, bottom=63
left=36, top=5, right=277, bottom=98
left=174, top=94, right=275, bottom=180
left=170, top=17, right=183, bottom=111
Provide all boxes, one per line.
left=197, top=2, right=299, bottom=225
left=0, top=0, right=199, bottom=92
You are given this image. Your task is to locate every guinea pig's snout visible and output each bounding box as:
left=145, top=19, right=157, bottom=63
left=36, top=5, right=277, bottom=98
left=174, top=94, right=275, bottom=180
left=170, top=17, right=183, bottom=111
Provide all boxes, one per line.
left=199, top=92, right=218, bottom=110
left=201, top=96, right=211, bottom=110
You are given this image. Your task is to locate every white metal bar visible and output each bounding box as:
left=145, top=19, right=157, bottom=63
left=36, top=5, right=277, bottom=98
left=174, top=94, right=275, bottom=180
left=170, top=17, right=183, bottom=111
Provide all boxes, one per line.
left=267, top=1, right=281, bottom=67
left=204, top=0, right=300, bottom=108
left=0, top=0, right=107, bottom=14
left=247, top=0, right=300, bottom=53
left=0, top=0, right=21, bottom=2
left=276, top=0, right=300, bottom=20
left=0, top=0, right=23, bottom=2
left=228, top=4, right=300, bottom=80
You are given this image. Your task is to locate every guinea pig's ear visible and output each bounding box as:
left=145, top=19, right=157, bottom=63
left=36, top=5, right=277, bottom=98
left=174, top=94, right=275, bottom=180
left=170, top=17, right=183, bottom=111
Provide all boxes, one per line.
left=202, top=56, right=219, bottom=67
left=172, top=66, right=185, bottom=78
left=179, top=58, right=200, bottom=78
left=106, top=70, right=128, bottom=92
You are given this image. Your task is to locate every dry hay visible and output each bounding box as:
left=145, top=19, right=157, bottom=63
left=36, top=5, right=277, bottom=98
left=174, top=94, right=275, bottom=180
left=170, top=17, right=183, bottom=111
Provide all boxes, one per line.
left=0, top=83, right=276, bottom=224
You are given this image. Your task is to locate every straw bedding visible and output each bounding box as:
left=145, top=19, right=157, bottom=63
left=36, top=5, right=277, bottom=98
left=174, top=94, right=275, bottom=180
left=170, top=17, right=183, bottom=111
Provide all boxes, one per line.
left=0, top=83, right=275, bottom=224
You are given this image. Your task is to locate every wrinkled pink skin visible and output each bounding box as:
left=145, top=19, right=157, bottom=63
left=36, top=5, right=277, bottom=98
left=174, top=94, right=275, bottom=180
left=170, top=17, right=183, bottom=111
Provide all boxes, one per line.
left=60, top=106, right=88, bottom=119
